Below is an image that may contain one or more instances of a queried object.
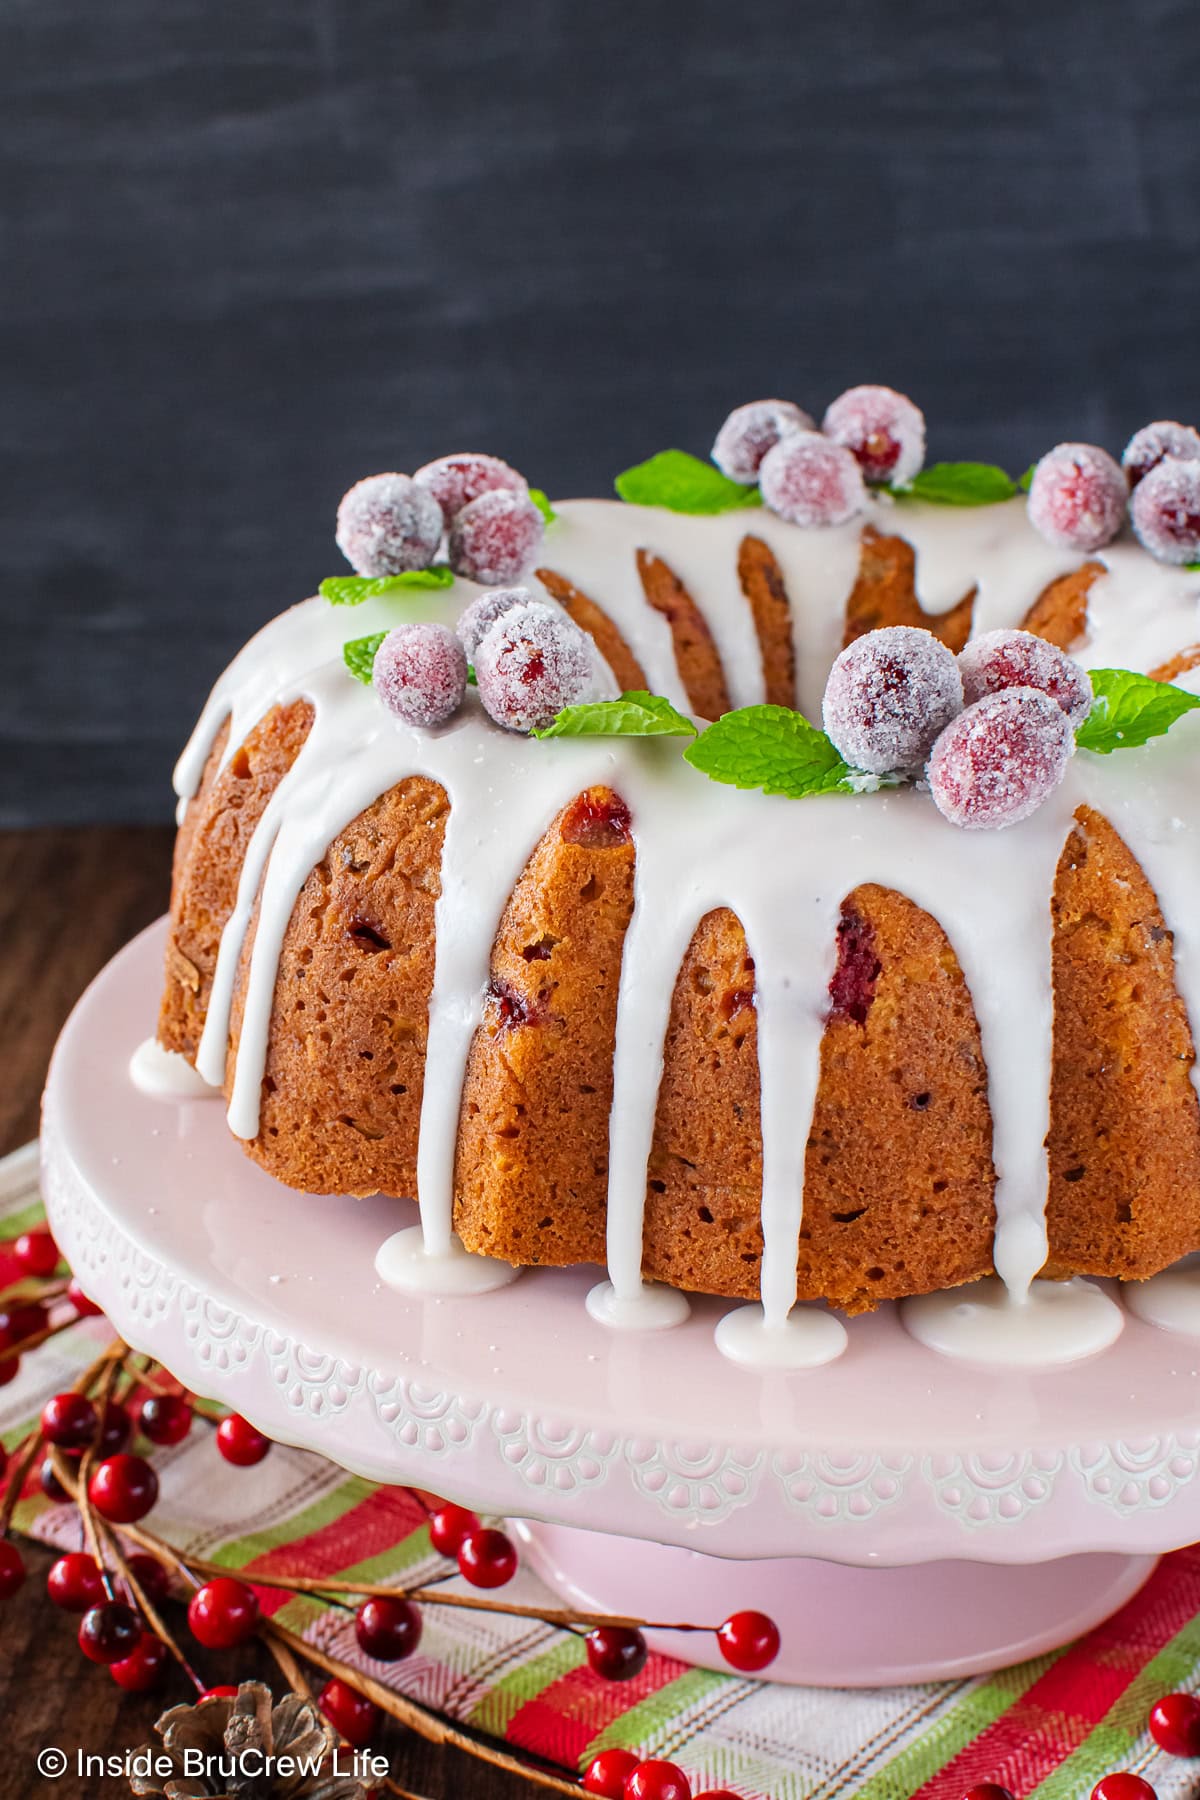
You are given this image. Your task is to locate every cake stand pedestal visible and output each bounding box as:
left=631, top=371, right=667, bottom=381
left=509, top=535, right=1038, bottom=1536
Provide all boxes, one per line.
left=39, top=923, right=1200, bottom=1686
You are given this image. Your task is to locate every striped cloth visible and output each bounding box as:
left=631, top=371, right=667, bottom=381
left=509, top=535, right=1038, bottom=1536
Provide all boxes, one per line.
left=2, top=1142, right=1197, bottom=1800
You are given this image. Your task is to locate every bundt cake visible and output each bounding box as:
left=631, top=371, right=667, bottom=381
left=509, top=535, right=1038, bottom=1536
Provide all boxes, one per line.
left=152, top=402, right=1200, bottom=1365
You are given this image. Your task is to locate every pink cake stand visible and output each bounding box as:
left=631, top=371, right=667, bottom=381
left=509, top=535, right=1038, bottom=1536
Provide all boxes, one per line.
left=39, top=922, right=1200, bottom=1686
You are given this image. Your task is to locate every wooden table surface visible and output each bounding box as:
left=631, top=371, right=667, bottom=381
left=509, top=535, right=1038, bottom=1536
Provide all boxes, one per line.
left=0, top=826, right=532, bottom=1799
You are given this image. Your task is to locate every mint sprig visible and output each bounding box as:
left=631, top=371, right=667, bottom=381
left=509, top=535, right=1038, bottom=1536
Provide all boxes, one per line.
left=615, top=450, right=761, bottom=515
left=1077, top=668, right=1200, bottom=753
left=891, top=462, right=1019, bottom=506
left=533, top=690, right=697, bottom=740
left=528, top=487, right=557, bottom=526
left=343, top=632, right=387, bottom=684
left=321, top=567, right=455, bottom=605
left=684, top=706, right=888, bottom=797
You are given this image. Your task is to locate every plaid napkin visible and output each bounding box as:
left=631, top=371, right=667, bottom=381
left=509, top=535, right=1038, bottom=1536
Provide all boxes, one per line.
left=4, top=1141, right=1199, bottom=1800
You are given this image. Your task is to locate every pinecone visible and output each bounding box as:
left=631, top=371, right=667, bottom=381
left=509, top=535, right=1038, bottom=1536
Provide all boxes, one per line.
left=129, top=1681, right=369, bottom=1800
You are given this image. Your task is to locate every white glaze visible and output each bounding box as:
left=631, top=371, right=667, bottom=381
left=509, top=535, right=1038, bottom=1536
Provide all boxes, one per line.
left=129, top=1037, right=219, bottom=1100
left=168, top=495, right=1200, bottom=1369
left=374, top=1224, right=518, bottom=1297
left=715, top=1302, right=849, bottom=1369
left=901, top=1277, right=1124, bottom=1366
left=1124, top=1258, right=1200, bottom=1337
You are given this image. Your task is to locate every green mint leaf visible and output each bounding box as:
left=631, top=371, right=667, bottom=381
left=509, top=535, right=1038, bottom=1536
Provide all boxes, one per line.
left=343, top=631, right=387, bottom=684
left=533, top=690, right=697, bottom=740
left=320, top=566, right=455, bottom=605
left=1076, top=667, right=1200, bottom=753
left=1018, top=464, right=1036, bottom=492
left=683, top=705, right=875, bottom=796
left=467, top=663, right=477, bottom=686
left=892, top=462, right=1019, bottom=506
left=528, top=487, right=557, bottom=525
left=615, top=449, right=761, bottom=514
left=1186, top=561, right=1200, bottom=572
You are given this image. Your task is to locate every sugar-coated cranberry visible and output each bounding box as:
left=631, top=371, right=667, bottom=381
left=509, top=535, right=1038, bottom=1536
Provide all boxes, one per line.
left=335, top=472, right=443, bottom=577
left=475, top=600, right=612, bottom=733
left=1122, top=421, right=1200, bottom=488
left=215, top=1413, right=271, bottom=1466
left=428, top=1502, right=479, bottom=1558
left=962, top=1786, right=1016, bottom=1800
left=0, top=1301, right=47, bottom=1344
left=41, top=1392, right=97, bottom=1450
left=448, top=487, right=544, bottom=585
left=457, top=1527, right=518, bottom=1589
left=715, top=1609, right=781, bottom=1673
left=823, top=625, right=963, bottom=775
left=958, top=629, right=1092, bottom=727
left=456, top=585, right=531, bottom=658
left=586, top=1625, right=648, bottom=1682
left=1090, top=1777, right=1156, bottom=1800
left=822, top=384, right=926, bottom=486
left=414, top=451, right=527, bottom=523
left=625, top=1760, right=692, bottom=1800
left=0, top=1540, right=25, bottom=1600
left=188, top=1577, right=260, bottom=1650
left=928, top=687, right=1073, bottom=831
left=47, top=1552, right=105, bottom=1613
left=1027, top=443, right=1126, bottom=552
left=320, top=1678, right=379, bottom=1748
left=355, top=1595, right=422, bottom=1662
left=584, top=1749, right=641, bottom=1798
left=711, top=399, right=814, bottom=483
left=138, top=1392, right=193, bottom=1447
left=760, top=430, right=866, bottom=527
left=66, top=1277, right=103, bottom=1317
left=1148, top=1691, right=1200, bottom=1756
left=374, top=621, right=467, bottom=728
left=78, top=1600, right=142, bottom=1665
left=110, top=1629, right=169, bottom=1693
left=1130, top=457, right=1200, bottom=565
left=13, top=1227, right=60, bottom=1278
left=88, top=1454, right=159, bottom=1524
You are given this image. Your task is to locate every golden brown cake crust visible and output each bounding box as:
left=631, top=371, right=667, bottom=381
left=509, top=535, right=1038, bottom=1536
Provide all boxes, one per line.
left=844, top=526, right=976, bottom=652
left=737, top=536, right=797, bottom=708
left=1020, top=561, right=1103, bottom=650
left=536, top=567, right=648, bottom=694
left=637, top=549, right=732, bottom=720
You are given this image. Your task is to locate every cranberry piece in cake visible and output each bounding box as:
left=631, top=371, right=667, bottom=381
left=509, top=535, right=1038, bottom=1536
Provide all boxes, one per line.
left=760, top=431, right=866, bottom=527
left=1130, top=457, right=1200, bottom=564
left=1122, top=420, right=1200, bottom=488
left=414, top=451, right=527, bottom=522
left=928, top=687, right=1073, bottom=830
left=822, top=384, right=926, bottom=486
left=823, top=626, right=963, bottom=775
left=958, top=629, right=1092, bottom=727
left=448, top=488, right=544, bottom=584
left=711, top=399, right=814, bottom=483
left=335, top=472, right=443, bottom=577
left=374, top=622, right=467, bottom=728
left=1027, top=443, right=1126, bottom=552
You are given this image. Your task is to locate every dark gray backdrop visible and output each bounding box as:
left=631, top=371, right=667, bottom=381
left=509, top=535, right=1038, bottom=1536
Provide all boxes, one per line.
left=4, top=0, right=1198, bottom=824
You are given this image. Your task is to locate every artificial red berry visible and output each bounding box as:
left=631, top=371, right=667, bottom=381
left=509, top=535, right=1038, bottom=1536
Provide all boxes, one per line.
left=47, top=1552, right=105, bottom=1613
left=0, top=1540, right=26, bottom=1599
left=201, top=1685, right=240, bottom=1700
left=457, top=1527, right=518, bottom=1589
left=1148, top=1692, right=1200, bottom=1756
left=428, top=1503, right=479, bottom=1557
left=78, top=1600, right=141, bottom=1665
left=89, top=1454, right=158, bottom=1524
left=584, top=1750, right=641, bottom=1797
left=585, top=1625, right=648, bottom=1682
left=414, top=451, right=527, bottom=523
left=716, top=1609, right=781, bottom=1673
left=216, top=1414, right=271, bottom=1466
left=320, top=1678, right=379, bottom=1748
left=759, top=430, right=865, bottom=527
left=96, top=1401, right=131, bottom=1457
left=1122, top=421, right=1200, bottom=488
left=625, top=1759, right=692, bottom=1800
left=823, top=625, right=963, bottom=775
left=41, top=1392, right=97, bottom=1450
left=927, top=686, right=1073, bottom=831
left=126, top=1553, right=171, bottom=1608
left=958, top=629, right=1092, bottom=727
left=374, top=622, right=467, bottom=727
left=1091, top=1777, right=1157, bottom=1800
left=335, top=472, right=443, bottom=577
left=449, top=487, right=544, bottom=586
left=110, top=1629, right=168, bottom=1693
left=13, top=1227, right=60, bottom=1278
left=1131, top=457, right=1200, bottom=565
left=0, top=1301, right=47, bottom=1344
left=41, top=1456, right=72, bottom=1500
left=963, top=1785, right=1016, bottom=1800
left=823, top=384, right=926, bottom=486
left=1027, top=443, right=1126, bottom=552
left=137, top=1392, right=193, bottom=1447
left=712, top=399, right=814, bottom=483
left=475, top=599, right=610, bottom=733
left=693, top=1792, right=743, bottom=1800
left=188, top=1577, right=260, bottom=1650
left=66, top=1277, right=103, bottom=1318
left=355, top=1595, right=422, bottom=1662
left=0, top=1353, right=18, bottom=1388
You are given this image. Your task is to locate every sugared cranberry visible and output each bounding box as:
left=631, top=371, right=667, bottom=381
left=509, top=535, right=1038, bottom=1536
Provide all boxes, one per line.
left=711, top=399, right=814, bottom=484
left=456, top=585, right=531, bottom=658
left=428, top=1502, right=479, bottom=1558
left=1122, top=421, right=1200, bottom=488
left=355, top=1595, right=422, bottom=1662
left=958, top=629, right=1092, bottom=727
left=1148, top=1692, right=1200, bottom=1756
left=335, top=472, right=443, bottom=577
left=88, top=1454, right=159, bottom=1524
left=625, top=1760, right=692, bottom=1800
left=760, top=430, right=866, bottom=527
left=715, top=1609, right=781, bottom=1673
left=475, top=600, right=611, bottom=733
left=457, top=1527, right=518, bottom=1589
left=823, top=384, right=926, bottom=486
left=215, top=1414, right=271, bottom=1466
left=138, top=1392, right=193, bottom=1447
left=13, top=1227, right=60, bottom=1278
left=963, top=1787, right=1016, bottom=1800
left=126, top=1553, right=171, bottom=1608
left=823, top=625, right=963, bottom=775
left=1130, top=458, right=1200, bottom=564
left=928, top=687, right=1074, bottom=830
left=110, top=1629, right=168, bottom=1693
left=0, top=1301, right=47, bottom=1344
left=414, top=451, right=527, bottom=522
left=320, top=1678, right=379, bottom=1748
left=449, top=487, right=544, bottom=585
left=584, top=1749, right=641, bottom=1798
left=47, top=1552, right=105, bottom=1613
left=0, top=1540, right=25, bottom=1600
left=374, top=621, right=467, bottom=728
left=66, top=1277, right=103, bottom=1318
left=78, top=1600, right=142, bottom=1665
left=586, top=1625, right=648, bottom=1682
left=1090, top=1777, right=1156, bottom=1800
left=1027, top=443, right=1126, bottom=551
left=41, top=1392, right=97, bottom=1450
left=188, top=1577, right=260, bottom=1650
